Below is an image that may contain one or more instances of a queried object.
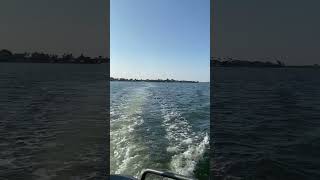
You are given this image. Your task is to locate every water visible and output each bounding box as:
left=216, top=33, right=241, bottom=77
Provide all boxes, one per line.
left=0, top=63, right=108, bottom=179
left=110, top=81, right=210, bottom=178
left=212, top=67, right=320, bottom=180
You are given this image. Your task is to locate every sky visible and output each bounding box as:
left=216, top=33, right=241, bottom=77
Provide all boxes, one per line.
left=111, top=0, right=210, bottom=82
left=0, top=0, right=109, bottom=57
left=213, top=0, right=320, bottom=65
left=1, top=0, right=319, bottom=68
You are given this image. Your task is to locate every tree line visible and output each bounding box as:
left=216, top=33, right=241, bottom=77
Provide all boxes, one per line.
left=211, top=57, right=285, bottom=67
left=0, top=49, right=109, bottom=64
left=110, top=77, right=199, bottom=83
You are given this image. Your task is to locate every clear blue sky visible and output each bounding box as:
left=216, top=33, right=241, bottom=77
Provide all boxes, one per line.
left=111, top=0, right=210, bottom=82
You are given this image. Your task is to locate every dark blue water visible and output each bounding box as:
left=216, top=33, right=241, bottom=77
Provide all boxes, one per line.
left=0, top=63, right=107, bottom=179
left=110, top=81, right=210, bottom=178
left=212, top=67, right=320, bottom=180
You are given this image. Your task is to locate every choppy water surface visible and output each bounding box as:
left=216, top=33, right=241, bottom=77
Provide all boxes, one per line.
left=0, top=63, right=107, bottom=179
left=110, top=81, right=210, bottom=178
left=213, top=67, right=320, bottom=180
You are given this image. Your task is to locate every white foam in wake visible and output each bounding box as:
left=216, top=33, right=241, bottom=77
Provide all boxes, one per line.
left=160, top=103, right=209, bottom=177
left=110, top=86, right=150, bottom=177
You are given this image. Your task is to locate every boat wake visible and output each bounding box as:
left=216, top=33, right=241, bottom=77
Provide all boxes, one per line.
left=110, top=85, right=150, bottom=177
left=159, top=96, right=209, bottom=176
left=110, top=82, right=209, bottom=178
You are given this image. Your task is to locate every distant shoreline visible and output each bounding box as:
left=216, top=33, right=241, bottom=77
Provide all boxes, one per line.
left=0, top=49, right=109, bottom=64
left=211, top=65, right=320, bottom=69
left=0, top=61, right=109, bottom=64
left=211, top=57, right=319, bottom=68
left=110, top=77, right=199, bottom=83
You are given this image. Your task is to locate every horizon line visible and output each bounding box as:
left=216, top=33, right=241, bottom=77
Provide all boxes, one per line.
left=110, top=77, right=209, bottom=83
